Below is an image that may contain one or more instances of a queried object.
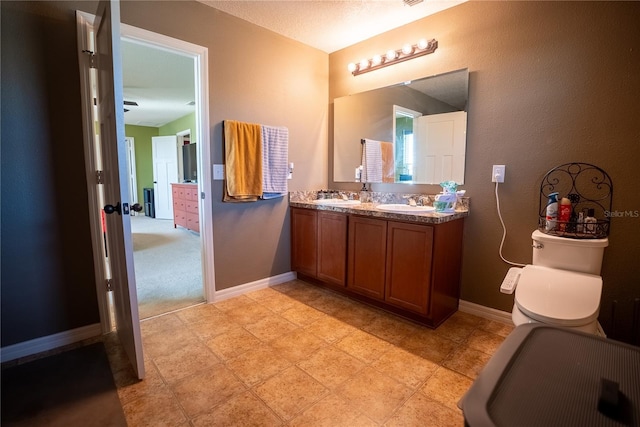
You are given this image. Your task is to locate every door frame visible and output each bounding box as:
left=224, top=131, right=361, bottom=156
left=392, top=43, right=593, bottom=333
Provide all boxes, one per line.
left=78, top=14, right=215, bottom=334
left=121, top=23, right=216, bottom=307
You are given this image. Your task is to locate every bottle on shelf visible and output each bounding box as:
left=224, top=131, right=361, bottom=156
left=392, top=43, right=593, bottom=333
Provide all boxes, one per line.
left=584, top=208, right=598, bottom=235
left=545, top=192, right=559, bottom=231
left=558, top=197, right=572, bottom=231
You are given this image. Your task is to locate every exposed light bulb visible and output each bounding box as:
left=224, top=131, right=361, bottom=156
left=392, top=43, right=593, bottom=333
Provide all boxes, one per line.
left=418, top=39, right=429, bottom=49
left=371, top=54, right=382, bottom=66
left=402, top=44, right=414, bottom=55
left=347, top=62, right=357, bottom=73
left=386, top=49, right=397, bottom=61
left=359, top=59, right=370, bottom=69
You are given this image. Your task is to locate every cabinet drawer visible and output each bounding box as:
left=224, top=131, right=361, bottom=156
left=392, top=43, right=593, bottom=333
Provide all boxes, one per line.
left=185, top=201, right=198, bottom=214
left=187, top=212, right=199, bottom=233
left=186, top=187, right=199, bottom=201
left=174, top=209, right=187, bottom=228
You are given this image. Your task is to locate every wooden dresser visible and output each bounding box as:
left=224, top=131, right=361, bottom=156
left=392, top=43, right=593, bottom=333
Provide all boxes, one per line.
left=171, top=183, right=199, bottom=233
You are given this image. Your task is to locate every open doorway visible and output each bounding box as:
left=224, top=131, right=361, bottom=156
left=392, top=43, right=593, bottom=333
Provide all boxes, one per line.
left=120, top=28, right=211, bottom=320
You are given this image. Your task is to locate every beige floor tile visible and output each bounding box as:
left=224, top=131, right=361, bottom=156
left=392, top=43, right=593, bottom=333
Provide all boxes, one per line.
left=385, top=392, right=463, bottom=427
left=140, top=313, right=185, bottom=337
left=213, top=295, right=256, bottom=312
left=252, top=292, right=300, bottom=313
left=290, top=393, right=377, bottom=427
left=244, top=286, right=286, bottom=302
left=421, top=367, right=473, bottom=412
left=477, top=318, right=515, bottom=338
left=269, top=328, right=327, bottom=362
left=465, top=328, right=507, bottom=355
left=304, top=315, right=358, bottom=343
left=244, top=314, right=299, bottom=342
left=337, top=366, right=413, bottom=424
left=361, top=314, right=424, bottom=345
left=142, top=326, right=199, bottom=359
left=186, top=314, right=238, bottom=341
left=226, top=346, right=292, bottom=386
left=115, top=362, right=166, bottom=405
left=153, top=341, right=221, bottom=384
left=174, top=303, right=224, bottom=325
left=435, top=311, right=482, bottom=343
left=332, top=303, right=382, bottom=328
left=192, top=390, right=283, bottom=426
left=204, top=326, right=263, bottom=360
left=122, top=386, right=187, bottom=427
left=399, top=328, right=460, bottom=364
left=335, top=329, right=394, bottom=364
left=371, top=346, right=439, bottom=389
left=302, top=291, right=355, bottom=315
left=254, top=366, right=328, bottom=421
left=279, top=304, right=326, bottom=327
left=225, top=302, right=274, bottom=325
left=172, top=364, right=246, bottom=417
left=442, top=346, right=492, bottom=379
left=277, top=282, right=327, bottom=304
left=297, top=346, right=366, bottom=389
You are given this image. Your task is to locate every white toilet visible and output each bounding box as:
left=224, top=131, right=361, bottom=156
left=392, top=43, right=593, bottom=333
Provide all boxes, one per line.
left=511, top=230, right=609, bottom=335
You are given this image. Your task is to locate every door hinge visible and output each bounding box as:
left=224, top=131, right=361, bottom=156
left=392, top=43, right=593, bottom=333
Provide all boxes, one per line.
left=106, top=279, right=113, bottom=292
left=82, top=49, right=96, bottom=68
left=96, top=170, right=104, bottom=184
left=201, top=191, right=205, bottom=200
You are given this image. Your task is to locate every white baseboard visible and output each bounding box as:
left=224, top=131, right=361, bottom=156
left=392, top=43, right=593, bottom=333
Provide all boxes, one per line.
left=458, top=299, right=513, bottom=325
left=213, top=271, right=297, bottom=302
left=0, top=323, right=102, bottom=363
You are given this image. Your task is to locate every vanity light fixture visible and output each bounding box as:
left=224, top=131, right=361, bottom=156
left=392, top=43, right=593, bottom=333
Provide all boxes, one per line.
left=347, top=38, right=438, bottom=76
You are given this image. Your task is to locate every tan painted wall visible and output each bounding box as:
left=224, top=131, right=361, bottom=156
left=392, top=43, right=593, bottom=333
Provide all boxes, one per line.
left=329, top=1, right=640, bottom=341
left=117, top=1, right=329, bottom=290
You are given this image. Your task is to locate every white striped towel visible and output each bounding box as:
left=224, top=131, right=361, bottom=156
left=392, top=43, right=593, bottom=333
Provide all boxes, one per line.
left=261, top=125, right=289, bottom=199
left=361, top=138, right=383, bottom=183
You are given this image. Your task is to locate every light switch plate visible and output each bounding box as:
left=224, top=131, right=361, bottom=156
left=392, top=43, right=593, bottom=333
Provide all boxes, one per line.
left=213, top=164, right=225, bottom=180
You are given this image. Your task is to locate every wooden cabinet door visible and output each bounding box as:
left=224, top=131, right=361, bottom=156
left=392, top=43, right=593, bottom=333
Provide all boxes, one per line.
left=317, top=211, right=347, bottom=287
left=291, top=208, right=317, bottom=277
left=347, top=216, right=387, bottom=300
left=385, top=221, right=434, bottom=315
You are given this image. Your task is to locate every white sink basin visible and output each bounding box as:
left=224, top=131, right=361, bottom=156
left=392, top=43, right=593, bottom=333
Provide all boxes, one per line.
left=312, top=199, right=361, bottom=206
left=376, top=204, right=435, bottom=213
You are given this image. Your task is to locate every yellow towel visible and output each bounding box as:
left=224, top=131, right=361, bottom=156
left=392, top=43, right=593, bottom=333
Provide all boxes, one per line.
left=381, top=141, right=395, bottom=183
left=223, top=120, right=263, bottom=202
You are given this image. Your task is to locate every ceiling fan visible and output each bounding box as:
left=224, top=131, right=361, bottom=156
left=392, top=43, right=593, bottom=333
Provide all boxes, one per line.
left=123, top=100, right=138, bottom=113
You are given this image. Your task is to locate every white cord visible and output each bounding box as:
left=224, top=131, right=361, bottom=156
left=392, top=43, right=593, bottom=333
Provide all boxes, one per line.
left=495, top=181, right=527, bottom=267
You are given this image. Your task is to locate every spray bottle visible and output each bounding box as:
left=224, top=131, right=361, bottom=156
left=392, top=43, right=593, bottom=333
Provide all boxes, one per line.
left=558, top=197, right=572, bottom=231
left=545, top=192, right=559, bottom=232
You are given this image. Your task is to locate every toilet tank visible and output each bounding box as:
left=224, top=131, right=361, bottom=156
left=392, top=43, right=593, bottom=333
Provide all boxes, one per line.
left=531, top=230, right=608, bottom=275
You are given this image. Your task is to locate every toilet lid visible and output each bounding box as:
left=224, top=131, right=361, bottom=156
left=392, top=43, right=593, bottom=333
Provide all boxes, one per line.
left=515, top=265, right=602, bottom=327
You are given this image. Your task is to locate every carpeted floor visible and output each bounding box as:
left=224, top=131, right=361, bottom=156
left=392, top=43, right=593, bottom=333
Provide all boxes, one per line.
left=1, top=342, right=126, bottom=427
left=131, top=215, right=204, bottom=319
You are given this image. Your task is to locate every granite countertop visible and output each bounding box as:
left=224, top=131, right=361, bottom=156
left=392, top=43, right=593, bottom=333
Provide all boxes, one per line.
left=289, top=200, right=468, bottom=225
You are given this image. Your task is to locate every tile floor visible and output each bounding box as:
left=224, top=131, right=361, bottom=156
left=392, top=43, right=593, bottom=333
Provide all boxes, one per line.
left=105, top=279, right=514, bottom=426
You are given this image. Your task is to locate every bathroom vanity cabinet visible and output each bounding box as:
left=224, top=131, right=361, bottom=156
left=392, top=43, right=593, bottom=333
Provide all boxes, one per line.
left=290, top=206, right=465, bottom=327
left=291, top=209, right=347, bottom=287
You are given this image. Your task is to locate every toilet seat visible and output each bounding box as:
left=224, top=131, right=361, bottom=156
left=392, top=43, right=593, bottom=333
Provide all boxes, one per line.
left=515, top=265, right=602, bottom=327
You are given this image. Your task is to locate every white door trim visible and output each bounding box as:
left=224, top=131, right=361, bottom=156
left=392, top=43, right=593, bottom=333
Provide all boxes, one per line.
left=119, top=23, right=216, bottom=303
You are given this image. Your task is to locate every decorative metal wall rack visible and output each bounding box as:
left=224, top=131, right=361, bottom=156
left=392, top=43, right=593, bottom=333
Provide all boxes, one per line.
left=538, top=163, right=612, bottom=239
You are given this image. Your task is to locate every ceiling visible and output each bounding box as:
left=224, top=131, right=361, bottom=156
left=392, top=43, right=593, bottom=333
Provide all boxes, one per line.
left=121, top=0, right=465, bottom=127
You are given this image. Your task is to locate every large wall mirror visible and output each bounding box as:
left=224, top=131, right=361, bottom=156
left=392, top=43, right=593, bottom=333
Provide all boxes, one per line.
left=334, top=68, right=469, bottom=184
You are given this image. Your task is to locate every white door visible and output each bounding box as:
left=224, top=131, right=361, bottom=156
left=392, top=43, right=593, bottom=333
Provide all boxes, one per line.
left=94, top=0, right=145, bottom=379
left=152, top=135, right=178, bottom=220
left=414, top=111, right=467, bottom=184
left=125, top=137, right=138, bottom=207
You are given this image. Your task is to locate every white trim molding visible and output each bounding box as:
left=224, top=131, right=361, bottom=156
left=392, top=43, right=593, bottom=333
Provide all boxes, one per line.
left=458, top=299, right=513, bottom=325
left=213, top=272, right=297, bottom=302
left=0, top=323, right=102, bottom=363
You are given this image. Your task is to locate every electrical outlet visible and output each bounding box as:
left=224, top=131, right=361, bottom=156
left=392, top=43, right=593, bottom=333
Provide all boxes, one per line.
left=492, top=165, right=505, bottom=183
